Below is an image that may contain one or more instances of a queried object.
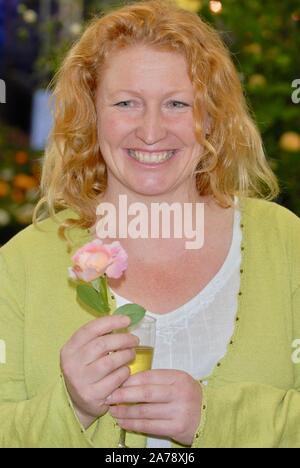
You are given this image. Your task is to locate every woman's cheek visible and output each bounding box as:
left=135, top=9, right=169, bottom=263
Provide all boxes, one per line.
left=99, top=113, right=133, bottom=142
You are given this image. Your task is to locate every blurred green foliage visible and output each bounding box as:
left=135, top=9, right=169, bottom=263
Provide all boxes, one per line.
left=200, top=0, right=300, bottom=213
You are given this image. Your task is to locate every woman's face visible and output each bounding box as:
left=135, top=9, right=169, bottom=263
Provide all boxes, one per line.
left=96, top=45, right=204, bottom=197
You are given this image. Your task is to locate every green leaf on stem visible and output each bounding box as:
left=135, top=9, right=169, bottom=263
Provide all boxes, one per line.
left=112, top=304, right=146, bottom=327
left=91, top=278, right=100, bottom=293
left=77, top=284, right=110, bottom=315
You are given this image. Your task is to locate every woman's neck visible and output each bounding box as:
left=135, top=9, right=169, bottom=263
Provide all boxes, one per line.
left=92, top=188, right=229, bottom=264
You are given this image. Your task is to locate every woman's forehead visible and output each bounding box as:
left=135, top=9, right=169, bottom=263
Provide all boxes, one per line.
left=98, top=45, right=193, bottom=95
left=102, top=45, right=187, bottom=70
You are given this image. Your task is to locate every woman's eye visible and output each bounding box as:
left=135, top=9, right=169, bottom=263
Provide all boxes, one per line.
left=168, top=101, right=189, bottom=109
left=113, top=100, right=190, bottom=109
left=114, top=101, right=134, bottom=107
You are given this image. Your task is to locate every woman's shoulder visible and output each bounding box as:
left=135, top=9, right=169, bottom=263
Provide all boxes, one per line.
left=241, top=196, right=300, bottom=252
left=242, top=196, right=300, bottom=291
left=241, top=196, right=300, bottom=233
left=0, top=208, right=88, bottom=262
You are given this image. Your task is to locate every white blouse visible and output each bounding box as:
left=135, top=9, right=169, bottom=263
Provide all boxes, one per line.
left=111, top=198, right=242, bottom=448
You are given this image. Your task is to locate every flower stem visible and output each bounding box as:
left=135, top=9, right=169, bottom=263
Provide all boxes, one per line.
left=100, top=274, right=109, bottom=310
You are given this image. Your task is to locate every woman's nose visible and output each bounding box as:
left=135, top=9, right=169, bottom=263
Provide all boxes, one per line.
left=135, top=106, right=168, bottom=145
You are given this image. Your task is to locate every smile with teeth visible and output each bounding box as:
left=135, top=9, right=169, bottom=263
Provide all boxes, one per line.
left=127, top=149, right=176, bottom=164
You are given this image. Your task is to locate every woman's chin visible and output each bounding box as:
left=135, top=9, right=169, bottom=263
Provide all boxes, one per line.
left=128, top=184, right=174, bottom=197
left=119, top=173, right=177, bottom=197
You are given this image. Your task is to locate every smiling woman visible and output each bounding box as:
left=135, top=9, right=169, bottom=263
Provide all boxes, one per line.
left=34, top=0, right=278, bottom=235
left=95, top=46, right=200, bottom=198
left=0, top=0, right=300, bottom=450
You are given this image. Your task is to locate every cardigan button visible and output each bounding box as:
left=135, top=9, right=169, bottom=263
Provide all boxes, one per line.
left=240, top=269, right=244, bottom=274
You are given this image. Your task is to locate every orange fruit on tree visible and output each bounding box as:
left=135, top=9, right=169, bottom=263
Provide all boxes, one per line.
left=15, top=151, right=29, bottom=165
left=13, top=174, right=38, bottom=191
left=0, top=181, right=10, bottom=197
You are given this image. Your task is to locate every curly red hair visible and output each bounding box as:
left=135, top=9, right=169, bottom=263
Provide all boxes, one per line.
left=34, top=0, right=279, bottom=237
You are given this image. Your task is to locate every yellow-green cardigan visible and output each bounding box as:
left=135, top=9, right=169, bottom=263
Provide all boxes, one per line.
left=0, top=197, right=300, bottom=448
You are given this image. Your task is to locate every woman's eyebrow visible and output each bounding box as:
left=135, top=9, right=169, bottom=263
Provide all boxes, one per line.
left=108, top=89, right=192, bottom=97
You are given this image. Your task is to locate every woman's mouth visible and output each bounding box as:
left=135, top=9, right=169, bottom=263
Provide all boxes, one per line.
left=126, top=149, right=177, bottom=165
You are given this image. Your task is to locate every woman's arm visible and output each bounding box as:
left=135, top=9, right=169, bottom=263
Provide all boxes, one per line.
left=0, top=251, right=95, bottom=448
left=193, top=380, right=300, bottom=448
left=192, top=285, right=300, bottom=448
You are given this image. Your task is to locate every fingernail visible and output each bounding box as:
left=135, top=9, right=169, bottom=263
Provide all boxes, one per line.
left=134, top=336, right=140, bottom=345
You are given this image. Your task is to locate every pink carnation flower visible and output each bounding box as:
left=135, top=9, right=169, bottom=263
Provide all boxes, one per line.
left=68, top=239, right=128, bottom=282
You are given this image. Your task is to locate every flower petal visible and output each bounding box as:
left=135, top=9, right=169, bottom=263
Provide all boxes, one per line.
left=68, top=267, right=78, bottom=280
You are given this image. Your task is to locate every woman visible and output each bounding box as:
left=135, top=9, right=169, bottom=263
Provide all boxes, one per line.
left=0, top=0, right=299, bottom=448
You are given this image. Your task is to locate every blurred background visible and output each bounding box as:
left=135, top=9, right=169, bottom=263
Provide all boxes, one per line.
left=0, top=0, right=299, bottom=245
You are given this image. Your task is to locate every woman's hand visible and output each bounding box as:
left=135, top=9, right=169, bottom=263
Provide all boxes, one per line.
left=60, top=315, right=139, bottom=429
left=106, top=369, right=202, bottom=446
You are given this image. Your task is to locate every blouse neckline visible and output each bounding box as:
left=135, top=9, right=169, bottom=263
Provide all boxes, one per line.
left=110, top=196, right=241, bottom=322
